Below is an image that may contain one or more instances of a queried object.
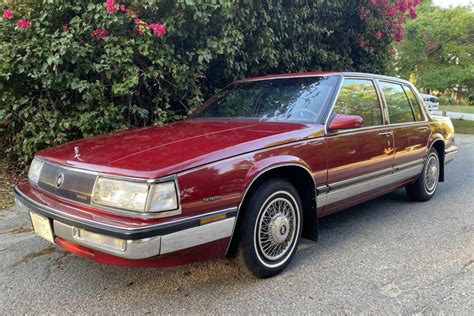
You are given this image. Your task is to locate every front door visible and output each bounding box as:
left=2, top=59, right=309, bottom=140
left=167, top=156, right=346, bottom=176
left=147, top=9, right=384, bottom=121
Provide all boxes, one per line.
left=321, top=78, right=394, bottom=215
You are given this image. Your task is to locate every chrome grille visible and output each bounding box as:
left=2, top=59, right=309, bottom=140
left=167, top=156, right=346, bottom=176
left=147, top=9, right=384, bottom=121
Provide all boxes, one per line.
left=38, top=162, right=97, bottom=204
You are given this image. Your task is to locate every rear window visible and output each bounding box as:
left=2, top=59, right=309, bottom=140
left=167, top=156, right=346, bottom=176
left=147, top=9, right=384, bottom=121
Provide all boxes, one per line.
left=379, top=81, right=415, bottom=124
left=403, top=86, right=424, bottom=121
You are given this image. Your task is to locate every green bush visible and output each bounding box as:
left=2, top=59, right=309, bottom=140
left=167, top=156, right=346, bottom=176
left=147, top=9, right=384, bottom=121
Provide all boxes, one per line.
left=438, top=95, right=457, bottom=106
left=1, top=0, right=410, bottom=166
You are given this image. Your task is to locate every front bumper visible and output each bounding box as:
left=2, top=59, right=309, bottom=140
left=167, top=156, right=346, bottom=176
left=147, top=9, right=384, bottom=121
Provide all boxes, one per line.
left=14, top=186, right=236, bottom=260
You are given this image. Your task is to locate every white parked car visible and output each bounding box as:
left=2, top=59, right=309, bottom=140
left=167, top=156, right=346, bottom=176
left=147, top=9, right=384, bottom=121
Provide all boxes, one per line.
left=420, top=93, right=439, bottom=112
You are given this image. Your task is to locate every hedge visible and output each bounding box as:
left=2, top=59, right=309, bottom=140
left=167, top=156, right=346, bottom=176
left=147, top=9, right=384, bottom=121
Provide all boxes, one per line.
left=0, top=0, right=418, bottom=165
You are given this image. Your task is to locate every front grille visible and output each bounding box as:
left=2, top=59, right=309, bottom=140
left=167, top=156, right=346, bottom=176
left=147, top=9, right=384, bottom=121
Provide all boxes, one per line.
left=38, top=162, right=97, bottom=204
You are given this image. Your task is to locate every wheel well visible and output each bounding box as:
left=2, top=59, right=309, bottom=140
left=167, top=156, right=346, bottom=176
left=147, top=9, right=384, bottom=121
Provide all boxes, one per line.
left=226, top=165, right=318, bottom=257
left=431, top=140, right=445, bottom=182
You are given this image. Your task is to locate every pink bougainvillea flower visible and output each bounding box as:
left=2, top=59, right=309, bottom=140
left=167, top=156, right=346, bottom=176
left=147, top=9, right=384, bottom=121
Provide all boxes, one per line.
left=63, top=24, right=70, bottom=31
left=91, top=28, right=109, bottom=39
left=375, top=31, right=383, bottom=40
left=409, top=8, right=417, bottom=19
left=119, top=4, right=128, bottom=12
left=149, top=23, right=166, bottom=37
left=397, top=0, right=409, bottom=13
left=394, top=24, right=404, bottom=42
left=385, top=5, right=397, bottom=17
left=134, top=17, right=143, bottom=25
left=106, top=0, right=117, bottom=14
left=2, top=9, right=13, bottom=20
left=16, top=19, right=32, bottom=28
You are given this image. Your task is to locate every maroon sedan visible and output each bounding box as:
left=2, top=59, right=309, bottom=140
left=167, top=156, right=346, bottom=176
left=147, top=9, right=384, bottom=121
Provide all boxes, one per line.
left=14, top=72, right=458, bottom=278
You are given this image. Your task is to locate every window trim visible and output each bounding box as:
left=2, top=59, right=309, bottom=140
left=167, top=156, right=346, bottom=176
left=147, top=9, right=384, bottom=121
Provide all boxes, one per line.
left=402, top=84, right=427, bottom=122
left=377, top=79, right=418, bottom=125
left=325, top=76, right=386, bottom=135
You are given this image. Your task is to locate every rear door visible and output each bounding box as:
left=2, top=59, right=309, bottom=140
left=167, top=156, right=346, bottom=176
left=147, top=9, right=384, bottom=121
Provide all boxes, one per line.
left=378, top=81, right=429, bottom=176
left=322, top=78, right=394, bottom=213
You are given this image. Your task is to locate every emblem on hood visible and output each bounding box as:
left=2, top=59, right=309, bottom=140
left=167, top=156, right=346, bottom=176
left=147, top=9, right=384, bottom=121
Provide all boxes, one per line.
left=74, top=146, right=81, bottom=160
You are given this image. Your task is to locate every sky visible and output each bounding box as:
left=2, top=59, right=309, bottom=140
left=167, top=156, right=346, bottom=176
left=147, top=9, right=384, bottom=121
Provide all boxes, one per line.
left=433, top=0, right=473, bottom=8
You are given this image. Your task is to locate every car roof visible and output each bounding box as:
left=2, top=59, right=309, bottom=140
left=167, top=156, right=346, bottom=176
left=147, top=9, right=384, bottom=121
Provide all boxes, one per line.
left=420, top=93, right=437, bottom=98
left=236, top=71, right=413, bottom=86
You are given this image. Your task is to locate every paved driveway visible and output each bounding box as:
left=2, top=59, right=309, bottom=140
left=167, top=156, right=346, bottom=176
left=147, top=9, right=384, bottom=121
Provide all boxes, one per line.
left=1, top=136, right=473, bottom=314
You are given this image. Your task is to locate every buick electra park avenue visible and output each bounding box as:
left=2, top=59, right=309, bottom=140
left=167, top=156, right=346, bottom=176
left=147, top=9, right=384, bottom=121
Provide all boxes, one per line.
left=14, top=72, right=458, bottom=278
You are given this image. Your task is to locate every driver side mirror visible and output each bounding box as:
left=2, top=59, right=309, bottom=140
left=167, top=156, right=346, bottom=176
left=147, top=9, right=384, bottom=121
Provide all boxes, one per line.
left=329, top=113, right=364, bottom=131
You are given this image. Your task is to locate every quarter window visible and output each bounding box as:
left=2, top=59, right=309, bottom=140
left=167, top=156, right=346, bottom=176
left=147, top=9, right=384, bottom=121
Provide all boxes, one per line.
left=332, top=79, right=383, bottom=127
left=379, top=81, right=415, bottom=124
left=403, top=86, right=423, bottom=121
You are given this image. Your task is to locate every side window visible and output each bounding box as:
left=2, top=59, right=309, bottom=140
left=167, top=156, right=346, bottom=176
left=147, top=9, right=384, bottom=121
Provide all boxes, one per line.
left=403, top=86, right=424, bottom=121
left=379, top=81, right=415, bottom=124
left=332, top=79, right=383, bottom=127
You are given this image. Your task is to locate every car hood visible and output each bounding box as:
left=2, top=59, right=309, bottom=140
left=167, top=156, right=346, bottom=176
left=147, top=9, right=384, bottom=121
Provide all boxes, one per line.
left=37, top=119, right=324, bottom=179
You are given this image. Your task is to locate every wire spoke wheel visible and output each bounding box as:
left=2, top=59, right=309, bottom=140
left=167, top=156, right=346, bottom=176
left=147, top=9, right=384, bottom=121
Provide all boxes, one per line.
left=425, top=154, right=439, bottom=193
left=257, top=196, right=297, bottom=262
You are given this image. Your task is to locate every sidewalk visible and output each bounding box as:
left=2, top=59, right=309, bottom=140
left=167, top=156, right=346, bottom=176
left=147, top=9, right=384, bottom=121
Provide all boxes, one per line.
left=432, top=110, right=474, bottom=121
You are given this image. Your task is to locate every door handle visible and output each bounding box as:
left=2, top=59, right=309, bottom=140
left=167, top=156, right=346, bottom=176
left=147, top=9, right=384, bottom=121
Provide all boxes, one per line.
left=377, top=131, right=393, bottom=137
left=417, top=127, right=429, bottom=131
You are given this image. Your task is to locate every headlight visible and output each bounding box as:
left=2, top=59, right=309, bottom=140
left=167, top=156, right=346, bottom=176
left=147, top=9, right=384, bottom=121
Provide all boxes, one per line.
left=28, top=158, right=44, bottom=185
left=91, top=177, right=179, bottom=213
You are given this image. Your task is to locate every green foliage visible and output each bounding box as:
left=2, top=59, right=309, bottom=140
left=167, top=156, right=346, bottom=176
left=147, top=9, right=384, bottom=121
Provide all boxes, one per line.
left=393, top=2, right=474, bottom=99
left=1, top=0, right=395, bottom=166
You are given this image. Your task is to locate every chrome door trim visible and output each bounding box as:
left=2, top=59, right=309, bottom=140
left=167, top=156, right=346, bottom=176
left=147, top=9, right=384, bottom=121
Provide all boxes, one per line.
left=317, top=159, right=424, bottom=207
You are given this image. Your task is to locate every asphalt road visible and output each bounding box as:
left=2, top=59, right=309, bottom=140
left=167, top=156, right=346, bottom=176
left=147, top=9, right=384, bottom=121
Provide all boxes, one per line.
left=1, top=135, right=473, bottom=314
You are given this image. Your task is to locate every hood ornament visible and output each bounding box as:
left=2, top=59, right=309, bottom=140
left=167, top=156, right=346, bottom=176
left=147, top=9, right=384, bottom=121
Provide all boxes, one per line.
left=74, top=146, right=81, bottom=160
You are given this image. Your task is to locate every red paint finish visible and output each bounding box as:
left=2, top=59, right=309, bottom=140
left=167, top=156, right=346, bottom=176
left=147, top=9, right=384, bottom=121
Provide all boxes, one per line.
left=326, top=127, right=394, bottom=184
left=392, top=123, right=430, bottom=167
left=36, top=120, right=317, bottom=179
left=17, top=72, right=457, bottom=269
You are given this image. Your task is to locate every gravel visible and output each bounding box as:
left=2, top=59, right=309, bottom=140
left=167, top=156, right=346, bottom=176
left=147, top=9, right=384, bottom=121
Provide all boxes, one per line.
left=1, top=135, right=473, bottom=314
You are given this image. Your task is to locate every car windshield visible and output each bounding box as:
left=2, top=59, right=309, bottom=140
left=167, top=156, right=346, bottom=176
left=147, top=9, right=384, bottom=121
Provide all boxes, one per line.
left=193, top=76, right=339, bottom=123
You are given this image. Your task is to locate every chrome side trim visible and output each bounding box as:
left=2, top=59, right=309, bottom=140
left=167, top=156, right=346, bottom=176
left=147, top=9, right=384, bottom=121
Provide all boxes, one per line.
left=325, top=163, right=423, bottom=205
left=329, top=167, right=393, bottom=190
left=445, top=149, right=458, bottom=164
left=53, top=221, right=162, bottom=259
left=160, top=218, right=235, bottom=254
left=317, top=159, right=425, bottom=207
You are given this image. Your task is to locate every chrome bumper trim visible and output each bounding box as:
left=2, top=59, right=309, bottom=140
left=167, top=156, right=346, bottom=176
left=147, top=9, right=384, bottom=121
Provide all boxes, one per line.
left=53, top=221, right=162, bottom=259
left=160, top=218, right=235, bottom=254
left=445, top=148, right=458, bottom=164
left=52, top=217, right=235, bottom=259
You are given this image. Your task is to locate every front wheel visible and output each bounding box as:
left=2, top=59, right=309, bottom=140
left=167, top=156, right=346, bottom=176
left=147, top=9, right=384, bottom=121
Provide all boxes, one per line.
left=237, top=178, right=302, bottom=278
left=406, top=148, right=440, bottom=201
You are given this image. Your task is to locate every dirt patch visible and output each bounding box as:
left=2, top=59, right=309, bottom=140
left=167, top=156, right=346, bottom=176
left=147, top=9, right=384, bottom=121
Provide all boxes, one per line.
left=2, top=226, right=33, bottom=235
left=14, top=246, right=56, bottom=267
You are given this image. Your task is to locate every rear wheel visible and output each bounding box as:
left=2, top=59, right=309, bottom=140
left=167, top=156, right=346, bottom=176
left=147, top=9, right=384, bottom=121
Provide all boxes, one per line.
left=406, top=148, right=440, bottom=201
left=237, top=178, right=302, bottom=278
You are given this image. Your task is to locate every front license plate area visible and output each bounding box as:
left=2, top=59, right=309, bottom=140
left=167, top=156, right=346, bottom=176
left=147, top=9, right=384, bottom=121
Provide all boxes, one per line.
left=30, top=212, right=54, bottom=243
